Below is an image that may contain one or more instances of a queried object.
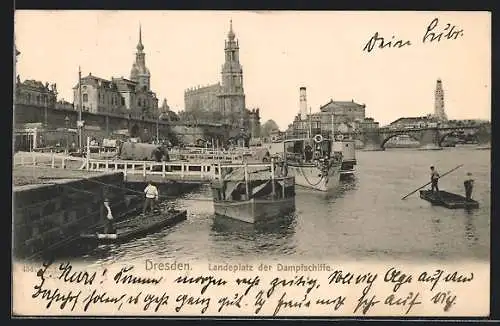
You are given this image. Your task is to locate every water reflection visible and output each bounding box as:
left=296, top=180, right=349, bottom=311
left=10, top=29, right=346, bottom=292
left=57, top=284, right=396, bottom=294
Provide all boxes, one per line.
left=464, top=213, right=478, bottom=245
left=210, top=213, right=298, bottom=257
left=430, top=213, right=445, bottom=260
left=212, top=213, right=296, bottom=236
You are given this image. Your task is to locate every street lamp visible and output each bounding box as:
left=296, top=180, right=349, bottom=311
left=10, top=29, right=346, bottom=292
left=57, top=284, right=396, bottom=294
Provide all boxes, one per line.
left=64, top=115, right=70, bottom=154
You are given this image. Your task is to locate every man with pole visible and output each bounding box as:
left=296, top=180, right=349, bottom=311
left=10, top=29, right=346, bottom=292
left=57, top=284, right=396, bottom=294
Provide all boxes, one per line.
left=401, top=164, right=463, bottom=200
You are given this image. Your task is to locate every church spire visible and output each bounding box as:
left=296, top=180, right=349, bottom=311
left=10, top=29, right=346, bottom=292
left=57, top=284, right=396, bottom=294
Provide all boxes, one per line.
left=227, top=19, right=235, bottom=41
left=130, top=24, right=150, bottom=91
left=137, top=24, right=144, bottom=52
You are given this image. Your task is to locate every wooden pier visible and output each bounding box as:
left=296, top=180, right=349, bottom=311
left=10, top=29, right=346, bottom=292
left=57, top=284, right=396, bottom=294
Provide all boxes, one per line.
left=82, top=158, right=279, bottom=184
left=13, top=138, right=273, bottom=184
left=84, top=159, right=217, bottom=183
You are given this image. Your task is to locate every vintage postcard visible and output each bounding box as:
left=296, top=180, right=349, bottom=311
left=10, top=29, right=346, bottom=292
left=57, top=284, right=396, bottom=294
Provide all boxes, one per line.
left=12, top=10, right=491, bottom=317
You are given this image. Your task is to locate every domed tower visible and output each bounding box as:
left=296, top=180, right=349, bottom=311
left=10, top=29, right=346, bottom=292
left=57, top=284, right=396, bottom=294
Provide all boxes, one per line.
left=130, top=24, right=151, bottom=91
left=218, top=19, right=246, bottom=126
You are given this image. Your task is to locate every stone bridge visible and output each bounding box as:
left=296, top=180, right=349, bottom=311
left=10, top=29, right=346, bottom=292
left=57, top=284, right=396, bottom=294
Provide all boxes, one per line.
left=14, top=102, right=232, bottom=145
left=343, top=124, right=491, bottom=150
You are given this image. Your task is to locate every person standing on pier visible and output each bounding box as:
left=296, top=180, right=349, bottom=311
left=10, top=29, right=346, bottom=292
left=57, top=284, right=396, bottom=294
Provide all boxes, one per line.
left=430, top=166, right=440, bottom=193
left=143, top=181, right=159, bottom=215
left=464, top=172, right=474, bottom=201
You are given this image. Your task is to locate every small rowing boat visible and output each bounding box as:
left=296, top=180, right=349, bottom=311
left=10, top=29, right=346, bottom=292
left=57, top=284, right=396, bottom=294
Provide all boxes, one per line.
left=419, top=190, right=479, bottom=209
left=80, top=209, right=187, bottom=244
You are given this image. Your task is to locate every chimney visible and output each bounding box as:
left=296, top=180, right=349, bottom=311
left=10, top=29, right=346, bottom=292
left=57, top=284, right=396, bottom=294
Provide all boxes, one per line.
left=299, top=87, right=307, bottom=120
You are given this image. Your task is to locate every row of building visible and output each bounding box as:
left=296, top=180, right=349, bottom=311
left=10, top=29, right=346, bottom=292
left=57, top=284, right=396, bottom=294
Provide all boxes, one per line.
left=16, top=21, right=467, bottom=143
left=285, top=86, right=380, bottom=138
left=283, top=77, right=463, bottom=138
left=15, top=21, right=261, bottom=139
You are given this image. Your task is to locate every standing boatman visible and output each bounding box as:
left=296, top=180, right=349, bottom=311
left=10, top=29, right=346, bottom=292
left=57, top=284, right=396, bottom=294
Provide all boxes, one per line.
left=143, top=181, right=159, bottom=215
left=103, top=197, right=115, bottom=234
left=430, top=166, right=440, bottom=193
left=464, top=172, right=474, bottom=201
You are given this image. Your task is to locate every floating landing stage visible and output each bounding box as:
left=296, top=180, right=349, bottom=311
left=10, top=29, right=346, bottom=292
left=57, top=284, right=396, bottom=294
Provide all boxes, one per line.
left=419, top=190, right=479, bottom=209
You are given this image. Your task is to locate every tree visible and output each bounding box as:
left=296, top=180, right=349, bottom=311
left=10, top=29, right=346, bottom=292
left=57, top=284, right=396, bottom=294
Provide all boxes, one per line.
left=261, top=119, right=280, bottom=137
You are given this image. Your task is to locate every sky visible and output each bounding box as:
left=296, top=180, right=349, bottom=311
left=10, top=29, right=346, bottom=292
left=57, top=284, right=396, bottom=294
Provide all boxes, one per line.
left=14, top=11, right=491, bottom=129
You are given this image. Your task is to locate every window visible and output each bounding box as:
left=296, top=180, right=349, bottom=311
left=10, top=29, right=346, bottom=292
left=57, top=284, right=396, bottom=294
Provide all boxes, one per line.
left=82, top=94, right=88, bottom=102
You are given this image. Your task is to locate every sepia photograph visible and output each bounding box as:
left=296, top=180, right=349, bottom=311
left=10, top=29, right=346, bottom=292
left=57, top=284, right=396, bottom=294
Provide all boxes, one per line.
left=12, top=10, right=491, bottom=317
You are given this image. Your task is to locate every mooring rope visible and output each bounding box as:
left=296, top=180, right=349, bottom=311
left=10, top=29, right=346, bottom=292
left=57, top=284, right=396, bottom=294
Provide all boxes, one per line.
left=298, top=165, right=325, bottom=187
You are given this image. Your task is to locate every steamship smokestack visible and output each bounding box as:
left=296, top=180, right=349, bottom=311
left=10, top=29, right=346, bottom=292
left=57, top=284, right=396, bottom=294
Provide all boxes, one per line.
left=299, top=87, right=307, bottom=120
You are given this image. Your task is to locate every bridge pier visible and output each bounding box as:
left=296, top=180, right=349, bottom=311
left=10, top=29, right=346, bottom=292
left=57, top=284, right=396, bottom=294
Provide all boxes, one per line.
left=362, top=131, right=384, bottom=151
left=418, top=128, right=441, bottom=150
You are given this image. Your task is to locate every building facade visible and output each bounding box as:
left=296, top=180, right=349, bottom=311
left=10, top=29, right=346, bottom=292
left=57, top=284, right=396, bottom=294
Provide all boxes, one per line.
left=183, top=20, right=260, bottom=138
left=73, top=27, right=159, bottom=120
left=15, top=76, right=58, bottom=109
left=184, top=83, right=221, bottom=114
left=434, top=78, right=448, bottom=121
left=291, top=97, right=375, bottom=137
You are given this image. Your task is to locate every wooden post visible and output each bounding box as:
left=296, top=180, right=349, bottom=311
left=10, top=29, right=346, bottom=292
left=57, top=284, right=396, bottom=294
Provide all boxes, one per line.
left=51, top=152, right=55, bottom=168
left=124, top=163, right=128, bottom=178
left=86, top=136, right=90, bottom=170
left=271, top=157, right=276, bottom=197
left=162, top=161, right=166, bottom=178
left=105, top=160, right=109, bottom=171
left=143, top=163, right=146, bottom=177
left=181, top=162, right=185, bottom=179
left=61, top=157, right=65, bottom=169
left=32, top=151, right=36, bottom=166
left=244, top=163, right=250, bottom=200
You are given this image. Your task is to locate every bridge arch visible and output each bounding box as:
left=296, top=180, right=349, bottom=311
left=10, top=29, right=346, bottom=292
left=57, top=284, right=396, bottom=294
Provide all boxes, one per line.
left=439, top=131, right=460, bottom=146
left=380, top=133, right=420, bottom=149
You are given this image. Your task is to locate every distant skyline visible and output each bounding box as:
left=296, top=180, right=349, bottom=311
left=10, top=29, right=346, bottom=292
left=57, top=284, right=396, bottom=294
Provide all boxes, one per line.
left=14, top=11, right=490, bottom=129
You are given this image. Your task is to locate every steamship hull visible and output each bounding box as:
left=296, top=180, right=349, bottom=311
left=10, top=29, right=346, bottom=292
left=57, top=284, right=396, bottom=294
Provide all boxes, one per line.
left=214, top=197, right=295, bottom=224
left=287, top=163, right=342, bottom=192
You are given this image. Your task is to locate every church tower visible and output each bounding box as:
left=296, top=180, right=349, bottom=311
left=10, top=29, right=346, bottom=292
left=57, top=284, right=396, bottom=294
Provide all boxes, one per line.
left=219, top=20, right=246, bottom=126
left=434, top=78, right=447, bottom=121
left=130, top=24, right=151, bottom=91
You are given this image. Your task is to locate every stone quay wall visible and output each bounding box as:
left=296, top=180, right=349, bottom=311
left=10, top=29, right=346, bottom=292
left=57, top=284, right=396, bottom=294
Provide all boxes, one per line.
left=13, top=172, right=128, bottom=260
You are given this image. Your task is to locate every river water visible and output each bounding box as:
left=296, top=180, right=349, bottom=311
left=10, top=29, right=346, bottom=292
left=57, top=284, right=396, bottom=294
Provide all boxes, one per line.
left=80, top=147, right=490, bottom=266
